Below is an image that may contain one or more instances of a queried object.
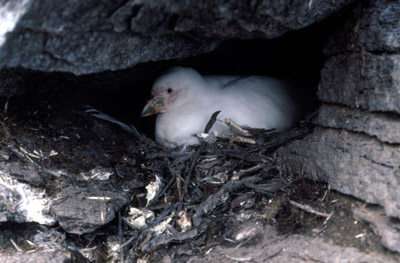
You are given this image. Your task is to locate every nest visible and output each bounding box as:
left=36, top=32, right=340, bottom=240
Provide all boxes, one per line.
left=106, top=118, right=315, bottom=261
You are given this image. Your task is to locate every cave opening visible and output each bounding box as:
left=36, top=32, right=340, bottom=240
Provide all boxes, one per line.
left=75, top=18, right=330, bottom=140
left=1, top=15, right=332, bottom=142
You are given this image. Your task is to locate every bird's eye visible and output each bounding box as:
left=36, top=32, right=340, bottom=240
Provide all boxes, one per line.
left=167, top=88, right=173, bottom=94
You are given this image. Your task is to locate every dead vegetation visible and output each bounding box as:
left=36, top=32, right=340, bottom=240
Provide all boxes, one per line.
left=106, top=120, right=315, bottom=261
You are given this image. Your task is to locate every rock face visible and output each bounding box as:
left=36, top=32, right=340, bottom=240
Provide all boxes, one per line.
left=0, top=250, right=75, bottom=263
left=282, top=127, right=400, bottom=217
left=314, top=104, right=400, bottom=144
left=323, top=0, right=400, bottom=54
left=187, top=225, right=398, bottom=263
left=278, top=3, right=400, bottom=252
left=0, top=162, right=55, bottom=225
left=281, top=0, right=400, bottom=221
left=319, top=53, right=400, bottom=113
left=0, top=0, right=354, bottom=75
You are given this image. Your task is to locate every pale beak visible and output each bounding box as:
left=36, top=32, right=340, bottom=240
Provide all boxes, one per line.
left=141, top=97, right=165, bottom=117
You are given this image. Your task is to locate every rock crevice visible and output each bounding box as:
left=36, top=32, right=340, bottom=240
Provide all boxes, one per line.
left=0, top=0, right=354, bottom=74
left=283, top=0, right=400, bottom=226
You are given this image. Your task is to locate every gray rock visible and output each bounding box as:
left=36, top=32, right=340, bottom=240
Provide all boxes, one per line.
left=279, top=127, right=400, bottom=218
left=0, top=140, right=134, bottom=235
left=50, top=184, right=130, bottom=235
left=0, top=0, right=354, bottom=75
left=353, top=207, right=400, bottom=254
left=124, top=0, right=354, bottom=39
left=318, top=52, right=400, bottom=113
left=0, top=250, right=74, bottom=263
left=0, top=0, right=31, bottom=46
left=314, top=104, right=400, bottom=144
left=0, top=226, right=86, bottom=261
left=0, top=0, right=218, bottom=75
left=0, top=159, right=131, bottom=234
left=187, top=224, right=398, bottom=263
left=0, top=163, right=55, bottom=225
left=287, top=1, right=400, bottom=254
left=319, top=0, right=400, bottom=113
left=324, top=0, right=400, bottom=56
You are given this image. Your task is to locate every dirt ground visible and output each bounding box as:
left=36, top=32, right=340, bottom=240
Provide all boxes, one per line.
left=0, top=68, right=398, bottom=263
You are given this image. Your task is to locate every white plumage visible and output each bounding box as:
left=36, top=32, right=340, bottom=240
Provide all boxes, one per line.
left=141, top=67, right=302, bottom=148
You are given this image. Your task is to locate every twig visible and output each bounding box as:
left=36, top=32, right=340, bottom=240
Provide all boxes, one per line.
left=176, top=174, right=182, bottom=201
left=159, top=174, right=176, bottom=198
left=220, top=135, right=256, bottom=144
left=118, top=210, right=124, bottom=263
left=266, top=248, right=284, bottom=260
left=107, top=233, right=138, bottom=260
left=224, top=118, right=252, bottom=137
left=225, top=255, right=253, bottom=262
left=180, top=143, right=203, bottom=207
left=107, top=204, right=180, bottom=260
left=289, top=200, right=332, bottom=218
left=10, top=239, right=23, bottom=252
left=3, top=96, right=9, bottom=115
left=193, top=175, right=262, bottom=227
left=320, top=188, right=329, bottom=202
left=323, top=210, right=334, bottom=225
left=232, top=164, right=262, bottom=180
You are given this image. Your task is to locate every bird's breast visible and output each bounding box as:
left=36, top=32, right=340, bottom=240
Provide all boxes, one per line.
left=155, top=109, right=215, bottom=147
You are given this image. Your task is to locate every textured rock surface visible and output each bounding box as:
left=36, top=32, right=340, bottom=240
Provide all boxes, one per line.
left=280, top=127, right=400, bottom=218
left=0, top=225, right=85, bottom=262
left=318, top=0, right=400, bottom=113
left=277, top=2, right=400, bottom=255
left=0, top=0, right=354, bottom=74
left=50, top=184, right=130, bottom=234
left=0, top=0, right=31, bottom=46
left=187, top=224, right=398, bottom=263
left=0, top=157, right=132, bottom=234
left=324, top=0, right=400, bottom=55
left=0, top=250, right=74, bottom=263
left=0, top=165, right=55, bottom=225
left=353, top=207, right=400, bottom=254
left=283, top=0, right=400, bottom=222
left=124, top=0, right=354, bottom=39
left=319, top=53, right=400, bottom=113
left=314, top=104, right=400, bottom=144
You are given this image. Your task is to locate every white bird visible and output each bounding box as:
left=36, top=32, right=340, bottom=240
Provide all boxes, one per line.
left=141, top=67, right=303, bottom=148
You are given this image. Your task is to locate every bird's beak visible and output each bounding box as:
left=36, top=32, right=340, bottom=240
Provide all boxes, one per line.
left=141, top=97, right=165, bottom=117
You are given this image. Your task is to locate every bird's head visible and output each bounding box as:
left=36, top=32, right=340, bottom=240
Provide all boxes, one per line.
left=141, top=67, right=205, bottom=117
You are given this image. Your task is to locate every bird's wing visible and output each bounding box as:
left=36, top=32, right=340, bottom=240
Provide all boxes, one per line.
left=215, top=76, right=299, bottom=130
left=204, top=76, right=243, bottom=90
left=221, top=76, right=253, bottom=88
